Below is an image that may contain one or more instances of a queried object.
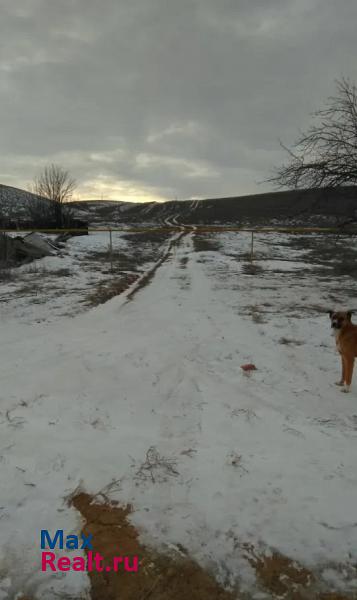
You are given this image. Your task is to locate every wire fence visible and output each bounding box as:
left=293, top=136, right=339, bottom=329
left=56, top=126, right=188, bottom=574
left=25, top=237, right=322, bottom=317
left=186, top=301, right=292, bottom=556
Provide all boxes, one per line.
left=1, top=225, right=357, bottom=234
left=1, top=225, right=357, bottom=267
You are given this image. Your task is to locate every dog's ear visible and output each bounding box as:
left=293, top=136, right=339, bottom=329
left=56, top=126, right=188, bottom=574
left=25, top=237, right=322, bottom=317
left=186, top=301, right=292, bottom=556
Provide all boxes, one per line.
left=328, top=311, right=334, bottom=318
left=347, top=311, right=353, bottom=320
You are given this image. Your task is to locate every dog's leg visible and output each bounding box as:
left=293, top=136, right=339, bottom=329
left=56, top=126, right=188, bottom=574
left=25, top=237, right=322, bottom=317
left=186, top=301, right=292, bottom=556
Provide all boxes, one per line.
left=335, top=354, right=345, bottom=386
left=341, top=356, right=354, bottom=393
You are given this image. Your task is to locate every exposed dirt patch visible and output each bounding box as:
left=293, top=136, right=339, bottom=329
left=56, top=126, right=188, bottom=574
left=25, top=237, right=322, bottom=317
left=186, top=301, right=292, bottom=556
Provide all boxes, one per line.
left=244, top=546, right=356, bottom=599
left=241, top=262, right=264, bottom=275
left=121, top=231, right=173, bottom=247
left=72, top=492, right=236, bottom=600
left=86, top=273, right=139, bottom=306
left=193, top=233, right=222, bottom=253
left=285, top=234, right=357, bottom=280
left=86, top=250, right=147, bottom=272
left=247, top=549, right=313, bottom=597
left=69, top=493, right=356, bottom=600
left=126, top=261, right=165, bottom=301
left=319, top=595, right=355, bottom=600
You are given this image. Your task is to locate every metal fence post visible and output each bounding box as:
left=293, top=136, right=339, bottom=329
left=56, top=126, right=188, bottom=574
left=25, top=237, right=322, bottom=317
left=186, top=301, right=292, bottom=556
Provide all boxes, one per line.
left=109, top=228, right=113, bottom=273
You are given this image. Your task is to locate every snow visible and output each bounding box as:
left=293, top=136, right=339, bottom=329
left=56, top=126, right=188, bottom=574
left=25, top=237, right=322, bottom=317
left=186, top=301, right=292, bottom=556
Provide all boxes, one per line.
left=0, top=231, right=357, bottom=598
left=0, top=231, right=166, bottom=324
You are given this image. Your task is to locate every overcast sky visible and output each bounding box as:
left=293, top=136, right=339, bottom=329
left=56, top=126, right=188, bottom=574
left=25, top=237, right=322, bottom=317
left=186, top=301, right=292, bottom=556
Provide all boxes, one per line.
left=0, top=0, right=356, bottom=202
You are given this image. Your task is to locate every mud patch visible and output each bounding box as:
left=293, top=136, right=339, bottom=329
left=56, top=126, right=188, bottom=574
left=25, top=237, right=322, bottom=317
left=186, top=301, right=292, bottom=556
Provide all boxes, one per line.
left=72, top=493, right=235, bottom=600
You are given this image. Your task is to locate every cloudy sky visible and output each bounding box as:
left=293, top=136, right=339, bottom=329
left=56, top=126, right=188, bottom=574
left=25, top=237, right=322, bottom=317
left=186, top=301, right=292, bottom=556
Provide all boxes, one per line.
left=0, top=0, right=356, bottom=202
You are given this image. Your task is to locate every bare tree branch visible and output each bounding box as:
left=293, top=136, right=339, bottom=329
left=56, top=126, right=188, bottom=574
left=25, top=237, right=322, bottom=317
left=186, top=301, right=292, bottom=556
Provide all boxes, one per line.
left=31, top=164, right=77, bottom=227
left=268, top=78, right=357, bottom=191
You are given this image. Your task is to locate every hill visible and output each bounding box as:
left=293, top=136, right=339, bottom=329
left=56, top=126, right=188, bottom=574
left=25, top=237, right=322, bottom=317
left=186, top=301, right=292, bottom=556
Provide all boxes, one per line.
left=1, top=183, right=357, bottom=228
left=70, top=187, right=357, bottom=227
left=0, top=184, right=48, bottom=226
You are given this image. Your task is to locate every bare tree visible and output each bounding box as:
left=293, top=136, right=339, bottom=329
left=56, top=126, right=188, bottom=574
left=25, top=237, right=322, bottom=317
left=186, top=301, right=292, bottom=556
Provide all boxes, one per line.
left=26, top=193, right=56, bottom=228
left=269, top=78, right=357, bottom=190
left=32, top=164, right=77, bottom=227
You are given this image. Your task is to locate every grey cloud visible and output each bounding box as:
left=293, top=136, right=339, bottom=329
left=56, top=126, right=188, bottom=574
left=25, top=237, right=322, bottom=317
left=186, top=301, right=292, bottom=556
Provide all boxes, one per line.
left=0, top=0, right=356, bottom=200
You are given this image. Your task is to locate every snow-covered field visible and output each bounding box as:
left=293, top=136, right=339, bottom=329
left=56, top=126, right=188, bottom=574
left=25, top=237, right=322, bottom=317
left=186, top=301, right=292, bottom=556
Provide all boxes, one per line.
left=0, top=230, right=357, bottom=598
left=0, top=231, right=171, bottom=323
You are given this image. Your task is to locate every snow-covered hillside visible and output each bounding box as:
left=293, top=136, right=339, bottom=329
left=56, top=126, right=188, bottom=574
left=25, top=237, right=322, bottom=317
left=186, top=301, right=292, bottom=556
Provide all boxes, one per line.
left=0, top=184, right=43, bottom=225
left=69, top=186, right=357, bottom=227
left=2, top=182, right=357, bottom=228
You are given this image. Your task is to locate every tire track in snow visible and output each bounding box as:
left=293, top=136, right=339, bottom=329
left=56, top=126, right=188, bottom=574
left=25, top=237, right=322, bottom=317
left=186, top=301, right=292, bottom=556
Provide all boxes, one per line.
left=122, top=230, right=187, bottom=304
left=154, top=236, right=207, bottom=461
left=147, top=237, right=207, bottom=532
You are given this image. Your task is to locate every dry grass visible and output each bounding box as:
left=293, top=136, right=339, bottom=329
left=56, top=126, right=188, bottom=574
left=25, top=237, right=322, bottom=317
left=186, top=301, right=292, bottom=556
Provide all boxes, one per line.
left=122, top=231, right=172, bottom=246
left=180, top=256, right=189, bottom=268
left=279, top=337, right=305, bottom=346
left=86, top=250, right=141, bottom=273
left=193, top=234, right=222, bottom=253
left=0, top=266, right=15, bottom=281
left=86, top=274, right=138, bottom=306
left=242, top=262, right=264, bottom=275
left=22, top=264, right=73, bottom=278
left=251, top=310, right=266, bottom=324
left=132, top=446, right=180, bottom=484
left=286, top=234, right=357, bottom=280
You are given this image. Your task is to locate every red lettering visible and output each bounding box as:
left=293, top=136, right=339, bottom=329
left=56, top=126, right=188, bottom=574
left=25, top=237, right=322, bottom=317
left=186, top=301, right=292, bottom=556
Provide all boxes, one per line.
left=113, top=556, right=123, bottom=571
left=41, top=552, right=56, bottom=572
left=73, top=556, right=86, bottom=571
left=124, top=556, right=139, bottom=572
left=94, top=552, right=104, bottom=572
left=58, top=557, right=71, bottom=571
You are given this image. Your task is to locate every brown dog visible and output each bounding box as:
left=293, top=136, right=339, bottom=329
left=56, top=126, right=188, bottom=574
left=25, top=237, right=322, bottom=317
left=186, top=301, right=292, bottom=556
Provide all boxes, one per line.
left=329, top=310, right=357, bottom=392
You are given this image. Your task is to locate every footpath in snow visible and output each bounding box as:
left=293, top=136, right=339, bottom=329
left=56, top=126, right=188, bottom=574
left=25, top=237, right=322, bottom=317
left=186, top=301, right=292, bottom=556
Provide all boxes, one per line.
left=0, top=231, right=356, bottom=598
